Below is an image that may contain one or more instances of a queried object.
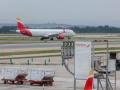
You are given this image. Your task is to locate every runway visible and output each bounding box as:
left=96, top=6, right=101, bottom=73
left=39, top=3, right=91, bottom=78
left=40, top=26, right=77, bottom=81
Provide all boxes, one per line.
left=0, top=43, right=62, bottom=50
left=0, top=33, right=120, bottom=53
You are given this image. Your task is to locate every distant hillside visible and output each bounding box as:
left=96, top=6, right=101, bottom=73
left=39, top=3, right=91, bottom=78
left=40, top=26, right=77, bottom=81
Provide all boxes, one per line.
left=0, top=23, right=120, bottom=33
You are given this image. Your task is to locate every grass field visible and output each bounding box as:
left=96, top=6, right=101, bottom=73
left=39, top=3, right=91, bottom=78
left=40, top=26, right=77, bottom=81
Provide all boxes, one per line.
left=0, top=49, right=60, bottom=56
left=0, top=47, right=120, bottom=56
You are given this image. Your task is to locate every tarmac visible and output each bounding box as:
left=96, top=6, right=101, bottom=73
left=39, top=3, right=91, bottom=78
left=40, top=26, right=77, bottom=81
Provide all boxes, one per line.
left=0, top=57, right=119, bottom=90
left=0, top=34, right=120, bottom=90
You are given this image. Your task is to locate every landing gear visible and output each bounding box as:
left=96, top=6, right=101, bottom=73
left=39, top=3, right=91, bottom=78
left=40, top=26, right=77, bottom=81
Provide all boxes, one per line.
left=40, top=37, right=54, bottom=41
left=50, top=38, right=54, bottom=40
left=40, top=37, right=44, bottom=40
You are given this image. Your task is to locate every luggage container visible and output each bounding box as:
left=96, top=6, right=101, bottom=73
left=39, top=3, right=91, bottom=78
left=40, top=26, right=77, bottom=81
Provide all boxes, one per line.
left=26, top=68, right=55, bottom=86
left=1, top=67, right=55, bottom=86
left=1, top=67, right=28, bottom=84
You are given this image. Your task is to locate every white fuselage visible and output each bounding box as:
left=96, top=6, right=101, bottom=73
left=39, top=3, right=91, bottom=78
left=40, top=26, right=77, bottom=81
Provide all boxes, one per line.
left=16, top=29, right=75, bottom=37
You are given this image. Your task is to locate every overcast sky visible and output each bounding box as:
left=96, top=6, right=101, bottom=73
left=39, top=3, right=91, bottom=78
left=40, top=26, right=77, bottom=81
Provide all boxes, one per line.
left=0, top=0, right=120, bottom=26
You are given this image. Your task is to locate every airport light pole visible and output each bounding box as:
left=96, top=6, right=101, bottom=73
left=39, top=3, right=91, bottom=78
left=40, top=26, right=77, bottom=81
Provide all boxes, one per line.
left=105, top=40, right=109, bottom=90
left=94, top=40, right=109, bottom=90
left=99, top=40, right=109, bottom=90
left=61, top=41, right=75, bottom=90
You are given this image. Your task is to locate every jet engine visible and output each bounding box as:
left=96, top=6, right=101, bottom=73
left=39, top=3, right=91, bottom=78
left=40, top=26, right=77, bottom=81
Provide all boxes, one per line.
left=57, top=33, right=64, bottom=40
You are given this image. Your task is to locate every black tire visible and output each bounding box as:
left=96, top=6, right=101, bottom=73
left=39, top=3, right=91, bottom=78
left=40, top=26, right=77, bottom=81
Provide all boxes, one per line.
left=40, top=38, right=44, bottom=40
left=4, top=80, right=7, bottom=84
left=50, top=38, right=54, bottom=40
left=12, top=81, right=14, bottom=84
left=20, top=81, right=23, bottom=85
left=30, top=83, right=33, bottom=85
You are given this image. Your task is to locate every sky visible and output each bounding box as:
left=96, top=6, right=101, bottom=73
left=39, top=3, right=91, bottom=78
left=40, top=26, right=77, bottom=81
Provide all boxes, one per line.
left=0, top=0, right=120, bottom=26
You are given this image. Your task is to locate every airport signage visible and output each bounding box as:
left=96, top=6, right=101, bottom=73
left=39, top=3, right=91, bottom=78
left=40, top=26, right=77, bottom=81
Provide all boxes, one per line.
left=62, top=41, right=74, bottom=59
left=75, top=41, right=91, bottom=80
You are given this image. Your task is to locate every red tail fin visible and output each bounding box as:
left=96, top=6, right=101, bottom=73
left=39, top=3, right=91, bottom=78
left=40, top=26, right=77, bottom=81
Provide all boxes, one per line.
left=84, top=70, right=94, bottom=90
left=16, top=17, right=26, bottom=30
left=16, top=17, right=32, bottom=36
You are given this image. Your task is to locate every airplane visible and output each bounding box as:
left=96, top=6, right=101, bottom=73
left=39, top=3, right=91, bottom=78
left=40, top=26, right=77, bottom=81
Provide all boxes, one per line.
left=16, top=17, right=75, bottom=40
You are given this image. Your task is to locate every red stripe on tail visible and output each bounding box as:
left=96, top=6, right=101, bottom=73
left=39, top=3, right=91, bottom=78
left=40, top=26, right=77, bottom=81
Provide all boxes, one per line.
left=17, top=21, right=25, bottom=30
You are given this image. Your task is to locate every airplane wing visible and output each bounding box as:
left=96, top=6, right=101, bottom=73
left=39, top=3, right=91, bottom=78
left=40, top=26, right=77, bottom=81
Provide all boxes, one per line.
left=44, top=31, right=65, bottom=37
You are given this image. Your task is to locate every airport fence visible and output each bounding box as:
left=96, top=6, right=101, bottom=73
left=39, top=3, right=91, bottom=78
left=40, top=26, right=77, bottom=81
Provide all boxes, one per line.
left=0, top=56, right=62, bottom=65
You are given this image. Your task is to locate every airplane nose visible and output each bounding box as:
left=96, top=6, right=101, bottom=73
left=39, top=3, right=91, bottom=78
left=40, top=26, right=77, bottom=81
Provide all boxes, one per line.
left=72, top=31, right=76, bottom=35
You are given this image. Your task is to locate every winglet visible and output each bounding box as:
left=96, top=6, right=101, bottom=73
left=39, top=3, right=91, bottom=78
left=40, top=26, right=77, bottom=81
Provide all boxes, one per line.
left=16, top=16, right=21, bottom=21
left=84, top=69, right=94, bottom=90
